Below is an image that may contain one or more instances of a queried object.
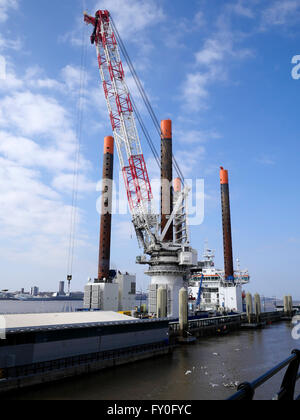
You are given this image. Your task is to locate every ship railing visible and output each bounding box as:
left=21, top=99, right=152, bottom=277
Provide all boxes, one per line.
left=228, top=350, right=300, bottom=400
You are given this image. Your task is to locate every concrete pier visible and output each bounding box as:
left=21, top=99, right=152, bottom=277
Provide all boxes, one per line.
left=288, top=296, right=293, bottom=315
left=157, top=287, right=167, bottom=318
left=179, top=288, right=188, bottom=336
left=254, top=293, right=262, bottom=323
left=282, top=295, right=295, bottom=319
left=246, top=293, right=253, bottom=324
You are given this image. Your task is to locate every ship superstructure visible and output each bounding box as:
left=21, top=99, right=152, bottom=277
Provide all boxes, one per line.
left=188, top=247, right=250, bottom=313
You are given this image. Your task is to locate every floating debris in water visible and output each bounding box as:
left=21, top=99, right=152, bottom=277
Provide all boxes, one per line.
left=223, top=381, right=240, bottom=389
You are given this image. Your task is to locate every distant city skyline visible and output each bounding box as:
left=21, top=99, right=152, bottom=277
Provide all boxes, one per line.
left=0, top=0, right=299, bottom=299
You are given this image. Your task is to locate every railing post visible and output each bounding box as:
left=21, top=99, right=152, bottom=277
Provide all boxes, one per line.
left=179, top=288, right=188, bottom=338
left=283, top=295, right=292, bottom=317
left=276, top=350, right=300, bottom=400
left=246, top=293, right=253, bottom=324
left=288, top=296, right=293, bottom=316
left=254, top=293, right=261, bottom=323
left=236, top=382, right=255, bottom=400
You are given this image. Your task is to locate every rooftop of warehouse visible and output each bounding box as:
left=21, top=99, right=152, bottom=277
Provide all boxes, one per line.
left=2, top=311, right=142, bottom=333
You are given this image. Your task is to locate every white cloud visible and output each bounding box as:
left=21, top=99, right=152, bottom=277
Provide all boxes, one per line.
left=256, top=156, right=276, bottom=166
left=230, top=1, right=254, bottom=19
left=180, top=72, right=210, bottom=111
left=195, top=39, right=226, bottom=66
left=0, top=33, right=21, bottom=51
left=195, top=33, right=253, bottom=67
left=0, top=0, right=18, bottom=23
left=34, top=78, right=64, bottom=90
left=52, top=173, right=96, bottom=193
left=94, top=0, right=165, bottom=39
left=194, top=11, right=206, bottom=27
left=163, top=12, right=206, bottom=50
left=0, top=54, right=97, bottom=273
left=0, top=156, right=84, bottom=269
left=0, top=1, right=97, bottom=273
left=262, top=0, right=300, bottom=27
left=63, top=0, right=165, bottom=48
left=112, top=220, right=134, bottom=241
left=0, top=131, right=81, bottom=172
left=176, top=129, right=221, bottom=144
left=180, top=11, right=253, bottom=112
left=175, top=146, right=206, bottom=177
left=61, top=64, right=87, bottom=92
left=0, top=157, right=65, bottom=237
left=0, top=63, right=90, bottom=96
left=0, top=3, right=21, bottom=54
left=0, top=91, right=72, bottom=139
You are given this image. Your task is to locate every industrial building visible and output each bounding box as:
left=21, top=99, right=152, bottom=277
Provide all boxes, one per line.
left=83, top=272, right=136, bottom=312
left=30, top=287, right=39, bottom=297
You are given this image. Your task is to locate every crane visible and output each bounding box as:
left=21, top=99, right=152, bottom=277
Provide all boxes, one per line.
left=84, top=10, right=197, bottom=317
left=84, top=10, right=158, bottom=253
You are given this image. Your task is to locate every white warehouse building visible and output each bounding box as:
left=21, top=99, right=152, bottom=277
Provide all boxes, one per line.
left=84, top=272, right=136, bottom=312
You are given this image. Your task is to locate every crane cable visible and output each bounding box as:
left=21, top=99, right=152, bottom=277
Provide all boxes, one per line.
left=66, top=3, right=88, bottom=288
left=110, top=16, right=185, bottom=185
left=131, top=95, right=161, bottom=170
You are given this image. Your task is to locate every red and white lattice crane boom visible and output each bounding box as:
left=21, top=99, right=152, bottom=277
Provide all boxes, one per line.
left=84, top=10, right=158, bottom=251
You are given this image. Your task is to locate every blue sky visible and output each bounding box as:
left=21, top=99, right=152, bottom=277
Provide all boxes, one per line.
left=0, top=0, right=300, bottom=299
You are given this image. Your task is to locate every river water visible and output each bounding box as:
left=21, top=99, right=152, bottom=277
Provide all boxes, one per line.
left=3, top=320, right=300, bottom=401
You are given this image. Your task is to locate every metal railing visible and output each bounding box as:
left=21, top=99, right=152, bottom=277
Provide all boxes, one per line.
left=228, top=350, right=300, bottom=400
left=240, top=310, right=284, bottom=324
left=169, top=314, right=242, bottom=334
